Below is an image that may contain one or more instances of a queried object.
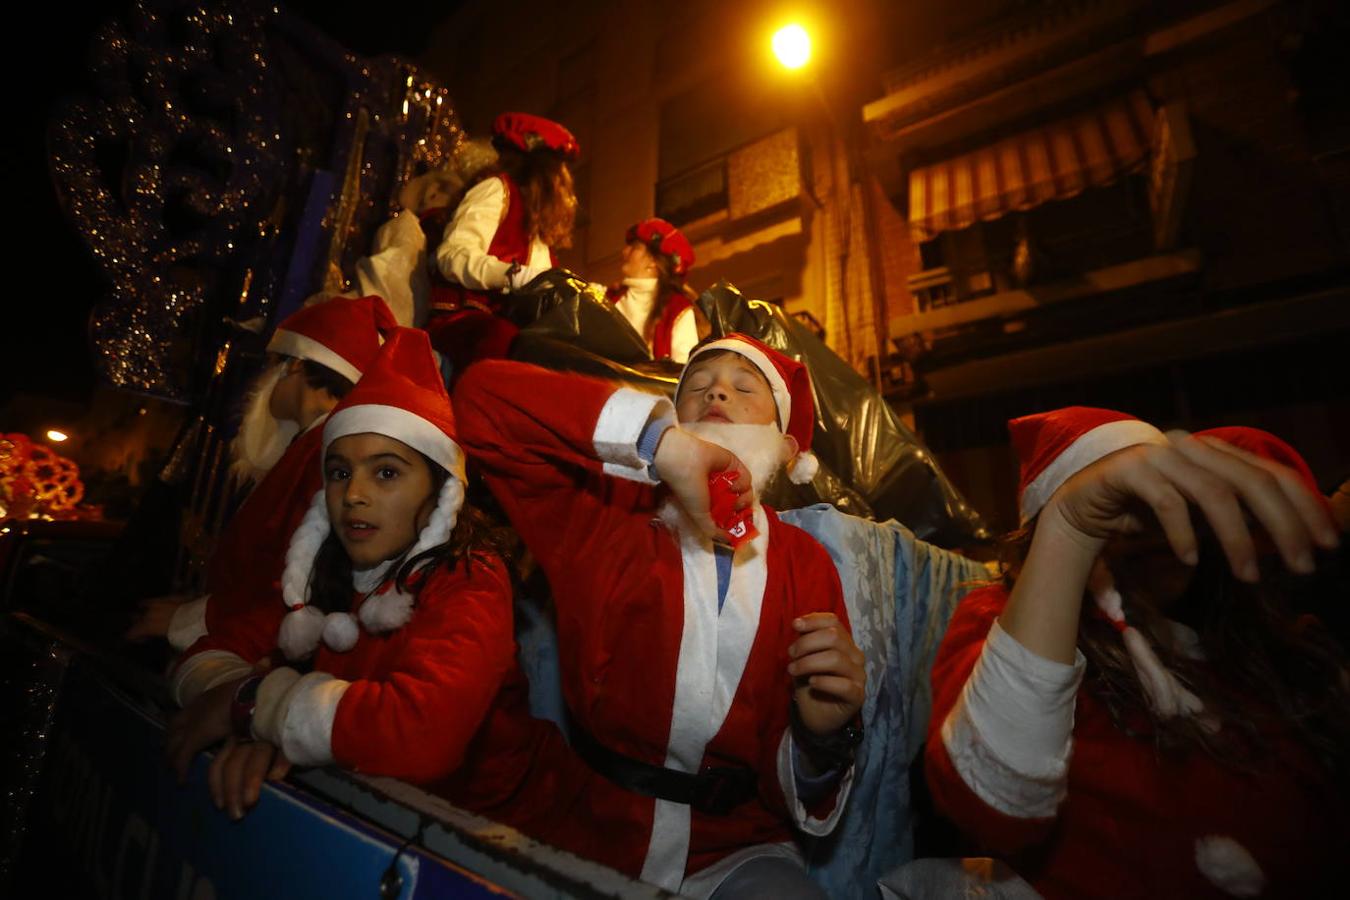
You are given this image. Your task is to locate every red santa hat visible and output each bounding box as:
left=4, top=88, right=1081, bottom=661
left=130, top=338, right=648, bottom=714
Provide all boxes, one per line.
left=492, top=112, right=580, bottom=161
left=1011, top=406, right=1167, bottom=525
left=266, top=295, right=398, bottom=383
left=278, top=327, right=466, bottom=660
left=626, top=217, right=695, bottom=277
left=1195, top=426, right=1330, bottom=517
left=679, top=333, right=819, bottom=485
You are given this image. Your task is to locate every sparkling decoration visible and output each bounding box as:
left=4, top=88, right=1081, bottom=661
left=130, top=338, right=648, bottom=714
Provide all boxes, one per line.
left=0, top=434, right=94, bottom=521
left=46, top=0, right=464, bottom=584
left=49, top=0, right=283, bottom=400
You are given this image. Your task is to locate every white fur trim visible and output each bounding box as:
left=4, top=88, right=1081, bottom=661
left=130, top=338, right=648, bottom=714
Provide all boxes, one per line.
left=325, top=404, right=466, bottom=484
left=777, top=729, right=854, bottom=835
left=281, top=490, right=331, bottom=616
left=940, top=619, right=1084, bottom=818
left=279, top=605, right=326, bottom=661
left=166, top=595, right=210, bottom=653
left=171, top=649, right=253, bottom=708
left=322, top=612, right=359, bottom=652
left=686, top=339, right=791, bottom=431
left=1019, top=419, right=1167, bottom=523
left=1195, top=836, right=1265, bottom=897
left=252, top=667, right=302, bottom=743
left=787, top=450, right=818, bottom=485
left=639, top=505, right=770, bottom=888
left=267, top=329, right=363, bottom=384
left=359, top=589, right=416, bottom=633
left=253, top=669, right=350, bottom=767
left=593, top=387, right=672, bottom=473
left=279, top=672, right=351, bottom=766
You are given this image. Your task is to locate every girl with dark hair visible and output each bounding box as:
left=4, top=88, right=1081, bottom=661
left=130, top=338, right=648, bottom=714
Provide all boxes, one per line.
left=922, top=407, right=1347, bottom=899
left=609, top=217, right=707, bottom=363
left=165, top=328, right=581, bottom=838
left=427, top=112, right=580, bottom=376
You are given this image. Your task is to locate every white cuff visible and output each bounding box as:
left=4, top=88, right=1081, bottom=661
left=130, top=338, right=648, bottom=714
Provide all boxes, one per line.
left=776, top=728, right=854, bottom=836
left=252, top=668, right=350, bottom=766
left=592, top=388, right=673, bottom=484
left=940, top=619, right=1084, bottom=818
left=166, top=595, right=210, bottom=653
left=172, top=649, right=253, bottom=708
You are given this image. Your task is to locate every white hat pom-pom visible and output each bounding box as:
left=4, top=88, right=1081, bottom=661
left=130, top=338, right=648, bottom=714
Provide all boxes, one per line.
left=359, top=589, right=415, bottom=633
left=322, top=611, right=360, bottom=652
left=788, top=450, right=819, bottom=485
left=1195, top=836, right=1265, bottom=897
left=279, top=605, right=326, bottom=660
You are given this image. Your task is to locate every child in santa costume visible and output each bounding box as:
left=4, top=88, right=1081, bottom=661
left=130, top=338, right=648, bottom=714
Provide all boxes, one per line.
left=427, top=112, right=579, bottom=377
left=923, top=407, right=1347, bottom=899
left=454, top=335, right=866, bottom=898
left=165, top=327, right=583, bottom=836
left=609, top=217, right=707, bottom=363
left=129, top=295, right=397, bottom=654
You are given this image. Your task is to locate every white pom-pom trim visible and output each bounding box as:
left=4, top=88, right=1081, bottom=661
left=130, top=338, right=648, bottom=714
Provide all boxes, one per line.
left=1195, top=836, right=1265, bottom=897
left=277, top=474, right=466, bottom=655
left=279, top=605, right=326, bottom=661
left=322, top=612, right=359, bottom=652
left=788, top=450, right=818, bottom=484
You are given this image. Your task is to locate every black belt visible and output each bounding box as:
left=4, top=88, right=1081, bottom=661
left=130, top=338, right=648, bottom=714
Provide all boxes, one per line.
left=568, top=713, right=757, bottom=816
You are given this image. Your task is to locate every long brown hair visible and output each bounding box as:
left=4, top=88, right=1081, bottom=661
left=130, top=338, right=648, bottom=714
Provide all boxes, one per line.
left=1001, top=523, right=1350, bottom=784
left=487, top=145, right=577, bottom=249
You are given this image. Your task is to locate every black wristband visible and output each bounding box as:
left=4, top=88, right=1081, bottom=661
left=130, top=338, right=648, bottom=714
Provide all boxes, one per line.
left=790, top=699, right=863, bottom=772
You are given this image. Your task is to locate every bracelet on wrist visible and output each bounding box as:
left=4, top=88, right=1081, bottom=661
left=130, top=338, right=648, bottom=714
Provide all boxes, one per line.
left=789, top=699, right=863, bottom=772
left=230, top=674, right=265, bottom=740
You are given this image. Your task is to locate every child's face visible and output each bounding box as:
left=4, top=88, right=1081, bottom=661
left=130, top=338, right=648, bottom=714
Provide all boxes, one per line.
left=621, top=240, right=658, bottom=280
left=324, top=433, right=438, bottom=569
left=676, top=352, right=779, bottom=427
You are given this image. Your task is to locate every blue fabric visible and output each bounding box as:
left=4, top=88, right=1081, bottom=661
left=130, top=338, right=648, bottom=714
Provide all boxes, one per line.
left=635, top=415, right=674, bottom=478
left=777, top=504, right=990, bottom=900
left=715, top=545, right=733, bottom=612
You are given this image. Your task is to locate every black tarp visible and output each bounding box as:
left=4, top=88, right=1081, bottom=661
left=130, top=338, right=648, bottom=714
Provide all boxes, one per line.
left=501, top=273, right=989, bottom=547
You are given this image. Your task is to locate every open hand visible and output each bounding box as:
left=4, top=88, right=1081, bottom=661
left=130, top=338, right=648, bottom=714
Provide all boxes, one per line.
left=1045, top=431, right=1339, bottom=583
left=166, top=676, right=242, bottom=784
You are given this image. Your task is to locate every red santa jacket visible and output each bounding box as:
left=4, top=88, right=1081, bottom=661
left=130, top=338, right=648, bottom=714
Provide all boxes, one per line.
left=178, top=550, right=581, bottom=837
left=454, top=360, right=853, bottom=891
left=200, top=423, right=325, bottom=634
left=925, top=584, right=1345, bottom=900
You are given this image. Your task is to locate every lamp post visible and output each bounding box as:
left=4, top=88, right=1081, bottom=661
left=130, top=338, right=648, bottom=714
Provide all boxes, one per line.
left=770, top=21, right=888, bottom=392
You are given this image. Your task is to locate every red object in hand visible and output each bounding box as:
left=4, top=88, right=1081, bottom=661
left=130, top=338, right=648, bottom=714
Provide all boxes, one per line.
left=709, top=470, right=758, bottom=549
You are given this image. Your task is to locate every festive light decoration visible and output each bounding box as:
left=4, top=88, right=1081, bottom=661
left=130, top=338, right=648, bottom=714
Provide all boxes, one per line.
left=0, top=434, right=91, bottom=521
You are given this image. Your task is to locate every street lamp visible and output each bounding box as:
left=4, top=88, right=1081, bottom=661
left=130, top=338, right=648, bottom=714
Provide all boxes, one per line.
left=772, top=24, right=812, bottom=70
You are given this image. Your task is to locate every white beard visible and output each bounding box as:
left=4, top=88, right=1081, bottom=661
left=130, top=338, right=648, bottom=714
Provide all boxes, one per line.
left=681, top=421, right=788, bottom=499
left=229, top=361, right=300, bottom=487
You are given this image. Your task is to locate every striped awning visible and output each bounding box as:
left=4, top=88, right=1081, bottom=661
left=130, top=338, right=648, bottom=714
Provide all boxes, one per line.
left=907, top=92, right=1155, bottom=242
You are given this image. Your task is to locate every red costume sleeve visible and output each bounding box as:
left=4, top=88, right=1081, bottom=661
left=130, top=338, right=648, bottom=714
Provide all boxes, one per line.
left=329, top=557, right=516, bottom=783
left=453, top=359, right=667, bottom=595
left=924, top=585, right=1057, bottom=855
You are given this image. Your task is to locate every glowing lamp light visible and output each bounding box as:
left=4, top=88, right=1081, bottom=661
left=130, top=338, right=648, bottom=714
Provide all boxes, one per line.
left=772, top=24, right=811, bottom=70
left=46, top=430, right=69, bottom=443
